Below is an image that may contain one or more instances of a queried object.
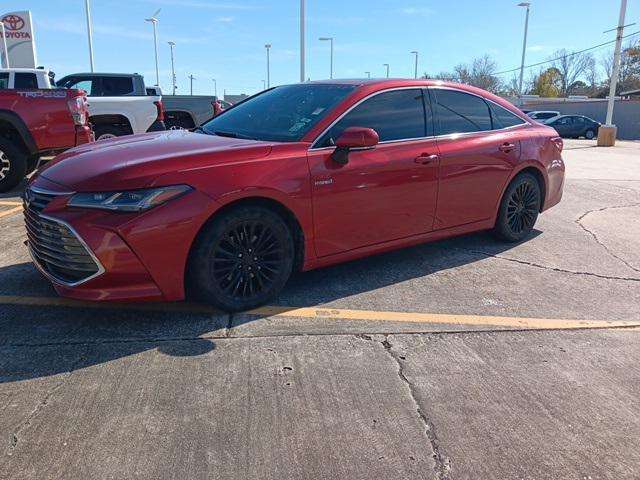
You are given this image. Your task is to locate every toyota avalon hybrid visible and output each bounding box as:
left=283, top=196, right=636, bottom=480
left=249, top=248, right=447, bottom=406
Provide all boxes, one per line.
left=24, top=79, right=565, bottom=311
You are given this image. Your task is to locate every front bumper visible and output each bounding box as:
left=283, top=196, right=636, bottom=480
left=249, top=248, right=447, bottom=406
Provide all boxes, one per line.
left=24, top=182, right=218, bottom=302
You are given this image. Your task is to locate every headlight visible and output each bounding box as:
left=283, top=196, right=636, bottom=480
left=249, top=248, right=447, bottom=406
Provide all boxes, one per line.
left=68, top=185, right=192, bottom=212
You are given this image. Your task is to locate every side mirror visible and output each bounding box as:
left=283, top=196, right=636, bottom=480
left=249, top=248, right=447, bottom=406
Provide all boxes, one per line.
left=331, top=127, right=379, bottom=165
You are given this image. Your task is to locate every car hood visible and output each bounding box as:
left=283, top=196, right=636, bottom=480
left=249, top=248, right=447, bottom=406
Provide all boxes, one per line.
left=38, top=130, right=275, bottom=191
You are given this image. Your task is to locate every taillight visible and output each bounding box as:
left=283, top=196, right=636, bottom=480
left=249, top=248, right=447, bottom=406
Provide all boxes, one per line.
left=551, top=136, right=563, bottom=153
left=154, top=100, right=165, bottom=122
left=67, top=95, right=88, bottom=126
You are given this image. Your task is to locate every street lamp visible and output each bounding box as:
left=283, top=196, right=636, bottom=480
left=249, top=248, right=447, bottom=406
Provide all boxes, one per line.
left=383, top=63, right=390, bottom=78
left=84, top=0, right=94, bottom=71
left=168, top=41, right=176, bottom=95
left=212, top=78, right=217, bottom=98
left=319, top=36, right=334, bottom=79
left=0, top=22, right=9, bottom=68
left=189, top=74, right=195, bottom=95
left=265, top=43, right=271, bottom=88
left=517, top=2, right=531, bottom=106
left=365, top=71, right=371, bottom=79
left=300, top=0, right=305, bottom=82
left=145, top=9, right=161, bottom=87
left=410, top=51, right=418, bottom=79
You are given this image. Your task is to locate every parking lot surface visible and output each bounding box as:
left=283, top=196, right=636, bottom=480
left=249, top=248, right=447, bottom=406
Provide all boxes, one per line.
left=1, top=140, right=639, bottom=479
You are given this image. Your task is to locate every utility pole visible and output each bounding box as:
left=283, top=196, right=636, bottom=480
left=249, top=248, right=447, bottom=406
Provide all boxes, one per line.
left=168, top=42, right=176, bottom=95
left=264, top=44, right=271, bottom=88
left=517, top=2, right=531, bottom=106
left=261, top=80, right=266, bottom=90
left=212, top=78, right=217, bottom=98
left=411, top=51, right=419, bottom=79
left=84, top=0, right=95, bottom=71
left=0, top=23, right=9, bottom=68
left=365, top=71, right=371, bottom=79
left=189, top=75, right=195, bottom=95
left=598, top=0, right=628, bottom=146
left=383, top=63, right=390, bottom=78
left=300, top=0, right=305, bottom=82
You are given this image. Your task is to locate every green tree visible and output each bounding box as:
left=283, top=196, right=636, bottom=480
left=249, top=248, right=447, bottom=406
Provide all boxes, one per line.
left=531, top=68, right=561, bottom=97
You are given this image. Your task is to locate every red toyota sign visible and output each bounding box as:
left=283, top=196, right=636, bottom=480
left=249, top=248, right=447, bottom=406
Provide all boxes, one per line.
left=2, top=14, right=25, bottom=31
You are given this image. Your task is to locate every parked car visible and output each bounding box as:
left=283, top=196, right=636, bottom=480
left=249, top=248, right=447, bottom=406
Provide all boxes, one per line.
left=0, top=67, right=56, bottom=90
left=56, top=73, right=165, bottom=140
left=527, top=110, right=560, bottom=121
left=544, top=115, right=601, bottom=139
left=146, top=86, right=219, bottom=130
left=25, top=79, right=565, bottom=311
left=0, top=88, right=92, bottom=191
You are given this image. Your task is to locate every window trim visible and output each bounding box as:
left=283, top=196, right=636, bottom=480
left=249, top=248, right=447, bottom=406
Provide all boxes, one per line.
left=309, top=85, right=530, bottom=151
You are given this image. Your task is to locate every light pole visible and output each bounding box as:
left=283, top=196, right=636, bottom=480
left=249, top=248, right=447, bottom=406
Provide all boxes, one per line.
left=383, top=63, right=390, bottom=78
left=145, top=10, right=161, bottom=87
left=411, top=51, right=418, bottom=79
left=599, top=0, right=628, bottom=146
left=319, top=36, right=333, bottom=79
left=212, top=78, right=217, bottom=98
left=517, top=2, right=531, bottom=106
left=168, top=41, right=176, bottom=95
left=189, top=74, right=195, bottom=95
left=0, top=22, right=9, bottom=68
left=264, top=44, right=271, bottom=88
left=261, top=80, right=266, bottom=90
left=300, top=0, right=306, bottom=82
left=365, top=71, right=371, bottom=79
left=84, top=0, right=95, bottom=71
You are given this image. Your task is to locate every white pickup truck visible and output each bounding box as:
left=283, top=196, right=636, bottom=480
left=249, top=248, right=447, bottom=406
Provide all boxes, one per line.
left=1, top=69, right=165, bottom=141
left=56, top=72, right=165, bottom=140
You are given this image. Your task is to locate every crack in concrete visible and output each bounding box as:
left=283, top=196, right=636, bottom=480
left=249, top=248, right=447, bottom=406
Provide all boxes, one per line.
left=6, top=347, right=88, bottom=457
left=454, top=247, right=640, bottom=282
left=575, top=203, right=640, bottom=275
left=225, top=313, right=233, bottom=338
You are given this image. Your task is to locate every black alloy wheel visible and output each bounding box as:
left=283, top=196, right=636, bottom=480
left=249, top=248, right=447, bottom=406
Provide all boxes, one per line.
left=189, top=206, right=294, bottom=312
left=493, top=173, right=541, bottom=242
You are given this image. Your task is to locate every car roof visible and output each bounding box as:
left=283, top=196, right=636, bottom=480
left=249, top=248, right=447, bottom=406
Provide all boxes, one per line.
left=59, top=72, right=143, bottom=77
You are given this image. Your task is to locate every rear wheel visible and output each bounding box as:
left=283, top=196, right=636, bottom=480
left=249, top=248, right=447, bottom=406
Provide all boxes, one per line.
left=188, top=206, right=294, bottom=312
left=94, top=125, right=126, bottom=141
left=493, top=172, right=542, bottom=242
left=0, top=137, right=27, bottom=193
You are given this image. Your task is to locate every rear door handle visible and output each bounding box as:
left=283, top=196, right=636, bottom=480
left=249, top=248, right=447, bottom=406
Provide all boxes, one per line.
left=499, top=143, right=516, bottom=153
left=415, top=154, right=439, bottom=164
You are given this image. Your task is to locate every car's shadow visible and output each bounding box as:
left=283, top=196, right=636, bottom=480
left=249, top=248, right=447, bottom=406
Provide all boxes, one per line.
left=0, top=229, right=540, bottom=384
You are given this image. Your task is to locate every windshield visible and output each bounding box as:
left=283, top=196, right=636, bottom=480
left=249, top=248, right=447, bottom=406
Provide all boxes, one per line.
left=201, top=84, right=357, bottom=142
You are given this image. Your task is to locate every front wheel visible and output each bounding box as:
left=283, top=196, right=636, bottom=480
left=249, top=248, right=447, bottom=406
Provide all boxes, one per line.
left=585, top=129, right=595, bottom=140
left=493, top=173, right=542, bottom=243
left=0, top=137, right=27, bottom=193
left=188, top=206, right=294, bottom=312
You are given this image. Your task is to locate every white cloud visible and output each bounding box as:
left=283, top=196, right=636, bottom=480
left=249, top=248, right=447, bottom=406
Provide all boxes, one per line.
left=401, top=7, right=432, bottom=17
left=215, top=17, right=235, bottom=23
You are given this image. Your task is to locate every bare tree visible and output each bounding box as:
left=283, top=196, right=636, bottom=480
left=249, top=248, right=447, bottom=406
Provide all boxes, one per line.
left=469, top=55, right=501, bottom=93
left=550, top=49, right=594, bottom=96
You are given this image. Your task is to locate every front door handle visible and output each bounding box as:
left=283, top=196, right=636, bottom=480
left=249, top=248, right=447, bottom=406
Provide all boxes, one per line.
left=499, top=142, right=516, bottom=153
left=415, top=153, right=439, bottom=164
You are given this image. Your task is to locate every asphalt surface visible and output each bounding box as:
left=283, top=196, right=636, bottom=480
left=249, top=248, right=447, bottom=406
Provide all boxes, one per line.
left=1, top=139, right=639, bottom=479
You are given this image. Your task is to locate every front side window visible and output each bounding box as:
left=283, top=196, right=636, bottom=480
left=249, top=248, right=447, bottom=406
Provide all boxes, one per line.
left=432, top=89, right=492, bottom=135
left=489, top=103, right=527, bottom=129
left=317, top=89, right=427, bottom=147
left=202, top=84, right=356, bottom=142
left=14, top=72, right=38, bottom=89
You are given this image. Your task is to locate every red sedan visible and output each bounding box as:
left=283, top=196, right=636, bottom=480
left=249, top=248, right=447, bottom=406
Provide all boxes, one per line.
left=25, top=80, right=565, bottom=311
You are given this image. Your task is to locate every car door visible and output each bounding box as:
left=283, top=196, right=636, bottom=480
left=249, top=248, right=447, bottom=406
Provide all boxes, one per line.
left=429, top=88, right=523, bottom=229
left=552, top=116, right=572, bottom=137
left=307, top=88, right=439, bottom=257
left=571, top=116, right=586, bottom=136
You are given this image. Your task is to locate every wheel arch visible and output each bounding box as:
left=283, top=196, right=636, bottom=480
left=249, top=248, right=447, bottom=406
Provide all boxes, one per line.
left=90, top=114, right=134, bottom=135
left=501, top=163, right=548, bottom=213
left=0, top=110, right=38, bottom=156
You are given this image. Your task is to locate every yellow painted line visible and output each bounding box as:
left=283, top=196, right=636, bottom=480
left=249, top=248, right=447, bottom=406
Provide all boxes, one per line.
left=0, top=294, right=638, bottom=330
left=0, top=205, right=23, bottom=219
left=0, top=200, right=22, bottom=206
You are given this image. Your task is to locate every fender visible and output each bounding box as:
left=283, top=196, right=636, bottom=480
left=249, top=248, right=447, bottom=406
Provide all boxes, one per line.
left=0, top=109, right=39, bottom=156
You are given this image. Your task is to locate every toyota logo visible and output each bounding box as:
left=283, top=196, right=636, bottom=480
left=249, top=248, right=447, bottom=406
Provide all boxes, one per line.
left=2, top=15, right=25, bottom=31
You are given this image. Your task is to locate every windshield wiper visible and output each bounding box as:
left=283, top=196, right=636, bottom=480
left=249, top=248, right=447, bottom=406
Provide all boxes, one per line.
left=212, top=130, right=258, bottom=141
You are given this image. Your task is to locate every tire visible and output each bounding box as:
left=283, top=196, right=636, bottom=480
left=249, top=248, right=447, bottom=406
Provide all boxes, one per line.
left=166, top=119, right=192, bottom=130
left=493, top=172, right=542, bottom=243
left=94, top=125, right=126, bottom=141
left=0, top=137, right=28, bottom=193
left=188, top=205, right=295, bottom=312
left=585, top=129, right=595, bottom=140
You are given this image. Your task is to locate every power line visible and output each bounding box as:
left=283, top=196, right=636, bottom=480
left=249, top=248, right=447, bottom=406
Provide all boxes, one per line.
left=495, top=29, right=640, bottom=76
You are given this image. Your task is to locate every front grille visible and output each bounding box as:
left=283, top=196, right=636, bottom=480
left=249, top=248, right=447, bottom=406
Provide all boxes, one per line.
left=24, top=188, right=101, bottom=285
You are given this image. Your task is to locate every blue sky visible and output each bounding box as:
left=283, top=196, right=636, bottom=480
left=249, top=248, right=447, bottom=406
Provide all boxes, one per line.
left=4, top=0, right=640, bottom=96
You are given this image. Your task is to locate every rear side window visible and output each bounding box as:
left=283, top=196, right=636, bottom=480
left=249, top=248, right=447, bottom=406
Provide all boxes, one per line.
left=14, top=72, right=38, bottom=88
left=100, top=76, right=134, bottom=96
left=0, top=72, right=8, bottom=89
left=432, top=89, right=492, bottom=135
left=319, top=89, right=427, bottom=146
left=489, top=103, right=526, bottom=129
